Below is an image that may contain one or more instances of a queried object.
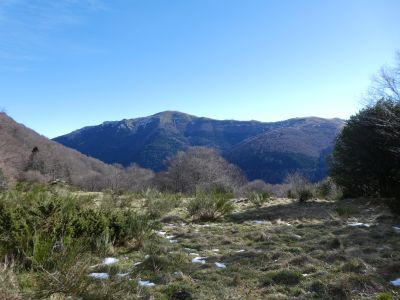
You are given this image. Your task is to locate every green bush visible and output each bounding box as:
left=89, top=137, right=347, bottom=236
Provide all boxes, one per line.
left=335, top=206, right=354, bottom=218
left=110, top=210, right=158, bottom=249
left=0, top=187, right=157, bottom=267
left=315, top=178, right=343, bottom=200
left=144, top=189, right=182, bottom=218
left=247, top=191, right=270, bottom=207
left=187, top=189, right=235, bottom=221
left=298, top=189, right=313, bottom=203
left=375, top=292, right=393, bottom=300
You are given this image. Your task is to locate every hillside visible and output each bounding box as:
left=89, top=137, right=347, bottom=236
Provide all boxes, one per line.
left=2, top=185, right=399, bottom=299
left=227, top=117, right=344, bottom=183
left=0, top=112, right=119, bottom=187
left=54, top=111, right=344, bottom=183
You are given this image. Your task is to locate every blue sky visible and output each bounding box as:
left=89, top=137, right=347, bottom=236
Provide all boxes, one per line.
left=0, top=0, right=399, bottom=138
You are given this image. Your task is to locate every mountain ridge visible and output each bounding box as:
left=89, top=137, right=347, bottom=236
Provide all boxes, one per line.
left=54, top=111, right=345, bottom=183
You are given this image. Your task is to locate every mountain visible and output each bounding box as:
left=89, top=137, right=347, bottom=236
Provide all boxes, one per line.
left=227, top=117, right=344, bottom=183
left=0, top=112, right=119, bottom=187
left=54, top=111, right=344, bottom=183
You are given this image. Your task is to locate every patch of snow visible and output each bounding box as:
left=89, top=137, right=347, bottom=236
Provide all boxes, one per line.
left=117, top=273, right=129, bottom=278
left=390, top=278, right=400, bottom=286
left=189, top=253, right=199, bottom=256
left=89, top=273, right=109, bottom=280
left=215, top=262, right=226, bottom=268
left=169, top=239, right=178, bottom=243
left=165, top=235, right=175, bottom=239
left=173, top=271, right=184, bottom=276
left=291, top=234, right=302, bottom=240
left=138, top=280, right=156, bottom=287
left=157, top=231, right=167, bottom=236
left=144, top=255, right=150, bottom=260
left=393, top=226, right=400, bottom=234
left=235, top=249, right=245, bottom=253
left=103, top=257, right=119, bottom=265
left=347, top=222, right=371, bottom=228
left=192, top=256, right=207, bottom=264
left=133, top=262, right=142, bottom=266
left=253, top=220, right=268, bottom=224
left=212, top=249, right=219, bottom=252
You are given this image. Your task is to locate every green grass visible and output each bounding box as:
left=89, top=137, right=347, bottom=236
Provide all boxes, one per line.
left=0, top=184, right=399, bottom=299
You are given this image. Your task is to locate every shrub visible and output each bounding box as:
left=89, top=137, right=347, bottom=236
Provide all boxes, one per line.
left=335, top=206, right=354, bottom=218
left=298, top=189, right=313, bottom=203
left=315, top=177, right=342, bottom=200
left=111, top=211, right=158, bottom=249
left=247, top=191, right=270, bottom=207
left=376, top=293, right=393, bottom=300
left=0, top=187, right=157, bottom=266
left=34, top=252, right=136, bottom=300
left=144, top=189, right=182, bottom=218
left=284, top=172, right=314, bottom=202
left=187, top=189, right=235, bottom=221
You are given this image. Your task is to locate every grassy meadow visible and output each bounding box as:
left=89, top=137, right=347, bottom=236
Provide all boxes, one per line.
left=0, top=183, right=399, bottom=299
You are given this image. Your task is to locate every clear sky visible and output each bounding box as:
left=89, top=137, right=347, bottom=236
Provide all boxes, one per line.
left=0, top=0, right=399, bottom=138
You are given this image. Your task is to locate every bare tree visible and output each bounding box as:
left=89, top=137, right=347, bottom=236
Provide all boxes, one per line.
left=362, top=52, right=400, bottom=157
left=160, top=147, right=246, bottom=194
left=367, top=51, right=400, bottom=103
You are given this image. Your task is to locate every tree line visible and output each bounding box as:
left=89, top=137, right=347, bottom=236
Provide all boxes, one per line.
left=330, top=52, right=400, bottom=213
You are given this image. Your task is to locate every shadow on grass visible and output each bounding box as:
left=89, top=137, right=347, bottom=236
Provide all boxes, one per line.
left=229, top=200, right=336, bottom=223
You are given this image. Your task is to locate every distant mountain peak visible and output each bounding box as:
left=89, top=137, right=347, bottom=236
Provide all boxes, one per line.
left=54, top=112, right=344, bottom=183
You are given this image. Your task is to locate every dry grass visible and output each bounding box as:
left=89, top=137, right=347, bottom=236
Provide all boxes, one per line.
left=2, top=192, right=400, bottom=299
